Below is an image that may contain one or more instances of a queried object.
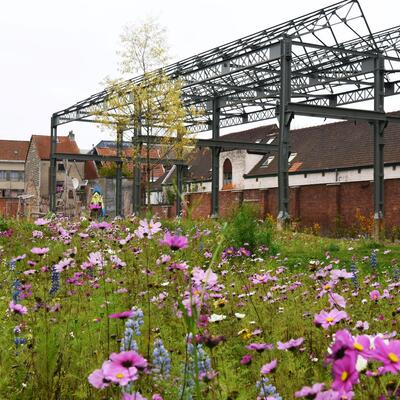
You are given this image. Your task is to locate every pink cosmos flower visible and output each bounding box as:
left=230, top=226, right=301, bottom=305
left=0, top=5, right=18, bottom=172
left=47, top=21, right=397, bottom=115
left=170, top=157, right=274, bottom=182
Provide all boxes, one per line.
left=34, top=217, right=50, bottom=226
left=101, top=360, right=138, bottom=386
left=331, top=352, right=359, bottom=392
left=369, top=290, right=380, bottom=301
left=246, top=343, right=274, bottom=352
left=260, top=359, right=277, bottom=374
left=370, top=337, right=400, bottom=374
left=330, top=269, right=353, bottom=281
left=295, top=383, right=325, bottom=398
left=314, top=309, right=348, bottom=329
left=109, top=351, right=148, bottom=371
left=240, top=354, right=252, bottom=365
left=152, top=395, right=163, bottom=400
left=23, top=269, right=36, bottom=275
left=122, top=393, right=147, bottom=400
left=135, top=218, right=162, bottom=239
left=328, top=293, right=346, bottom=309
left=250, top=273, right=276, bottom=284
left=54, top=257, right=74, bottom=272
left=88, top=368, right=110, bottom=389
left=31, top=247, right=49, bottom=255
left=192, top=267, right=218, bottom=288
left=156, top=254, right=171, bottom=265
left=159, top=232, right=188, bottom=251
left=315, top=389, right=354, bottom=399
left=108, top=310, right=134, bottom=320
left=277, top=337, right=304, bottom=350
left=8, top=301, right=28, bottom=315
left=90, top=221, right=112, bottom=230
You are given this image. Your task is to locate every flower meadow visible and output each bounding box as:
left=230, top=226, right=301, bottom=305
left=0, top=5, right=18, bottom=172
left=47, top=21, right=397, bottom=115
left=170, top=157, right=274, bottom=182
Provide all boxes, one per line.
left=1, top=215, right=400, bottom=399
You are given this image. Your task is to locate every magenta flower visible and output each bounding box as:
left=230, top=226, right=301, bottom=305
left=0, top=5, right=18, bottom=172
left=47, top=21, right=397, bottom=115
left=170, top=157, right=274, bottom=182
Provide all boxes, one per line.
left=277, top=337, right=304, bottom=350
left=260, top=359, right=277, bottom=374
left=152, top=395, right=163, bottom=400
left=31, top=247, right=49, bottom=256
left=88, top=368, right=110, bottom=389
left=370, top=337, right=400, bottom=374
left=246, top=343, right=274, bottom=352
left=369, top=290, right=380, bottom=301
left=109, top=351, right=148, bottom=371
left=122, top=393, right=147, bottom=400
left=108, top=310, right=135, bottom=320
left=331, top=352, right=359, bottom=392
left=240, top=354, right=252, bottom=365
left=314, top=309, right=348, bottom=329
left=159, top=232, right=188, bottom=251
left=295, top=383, right=325, bottom=398
left=8, top=301, right=28, bottom=315
left=101, top=360, right=138, bottom=386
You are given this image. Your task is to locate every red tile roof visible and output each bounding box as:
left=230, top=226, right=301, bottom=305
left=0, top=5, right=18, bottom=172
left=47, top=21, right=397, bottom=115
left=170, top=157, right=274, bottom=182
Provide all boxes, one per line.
left=94, top=147, right=165, bottom=178
left=84, top=160, right=99, bottom=180
left=0, top=140, right=29, bottom=161
left=31, top=135, right=80, bottom=160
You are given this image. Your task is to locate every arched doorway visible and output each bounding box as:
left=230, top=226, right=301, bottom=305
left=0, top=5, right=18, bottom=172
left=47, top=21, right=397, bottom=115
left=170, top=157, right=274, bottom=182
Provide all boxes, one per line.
left=223, top=158, right=232, bottom=188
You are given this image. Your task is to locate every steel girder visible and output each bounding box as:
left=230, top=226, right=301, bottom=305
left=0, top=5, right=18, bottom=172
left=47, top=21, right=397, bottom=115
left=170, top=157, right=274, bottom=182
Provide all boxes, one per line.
left=50, top=0, right=400, bottom=229
left=53, top=1, right=400, bottom=133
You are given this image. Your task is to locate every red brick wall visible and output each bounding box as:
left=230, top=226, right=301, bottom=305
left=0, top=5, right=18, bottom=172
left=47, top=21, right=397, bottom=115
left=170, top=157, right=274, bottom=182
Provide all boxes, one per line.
left=155, top=179, right=400, bottom=235
left=0, top=198, right=19, bottom=218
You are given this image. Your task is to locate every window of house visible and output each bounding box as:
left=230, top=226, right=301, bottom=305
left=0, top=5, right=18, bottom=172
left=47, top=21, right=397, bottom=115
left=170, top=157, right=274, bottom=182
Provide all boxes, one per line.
left=267, top=137, right=275, bottom=144
left=58, top=163, right=65, bottom=171
left=223, top=158, right=232, bottom=186
left=261, top=156, right=275, bottom=167
left=10, top=171, right=24, bottom=181
left=0, top=171, right=7, bottom=181
left=288, top=152, right=297, bottom=163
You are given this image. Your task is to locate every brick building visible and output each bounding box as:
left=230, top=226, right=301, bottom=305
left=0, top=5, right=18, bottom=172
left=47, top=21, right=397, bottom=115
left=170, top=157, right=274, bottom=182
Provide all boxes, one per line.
left=151, top=118, right=400, bottom=234
left=0, top=140, right=29, bottom=217
left=25, top=131, right=97, bottom=214
left=0, top=140, right=29, bottom=198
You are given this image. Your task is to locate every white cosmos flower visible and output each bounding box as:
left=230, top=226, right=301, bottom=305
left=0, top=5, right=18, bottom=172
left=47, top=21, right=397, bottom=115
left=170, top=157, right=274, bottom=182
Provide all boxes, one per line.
left=234, top=313, right=246, bottom=319
left=209, top=314, right=227, bottom=323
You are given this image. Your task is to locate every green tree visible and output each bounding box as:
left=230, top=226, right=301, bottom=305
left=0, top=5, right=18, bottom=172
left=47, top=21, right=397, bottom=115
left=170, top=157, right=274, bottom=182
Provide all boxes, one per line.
left=94, top=17, right=197, bottom=208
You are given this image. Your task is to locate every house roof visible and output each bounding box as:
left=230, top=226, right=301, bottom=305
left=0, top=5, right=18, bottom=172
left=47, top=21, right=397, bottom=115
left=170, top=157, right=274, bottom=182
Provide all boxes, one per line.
left=247, top=116, right=400, bottom=177
left=159, top=124, right=278, bottom=186
left=0, top=140, right=29, bottom=161
left=94, top=146, right=165, bottom=179
left=84, top=160, right=99, bottom=180
left=31, top=135, right=80, bottom=160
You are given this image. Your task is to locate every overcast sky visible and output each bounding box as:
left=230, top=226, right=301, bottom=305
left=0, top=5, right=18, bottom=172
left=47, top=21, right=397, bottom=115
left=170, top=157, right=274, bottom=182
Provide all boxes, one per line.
left=1, top=0, right=400, bottom=149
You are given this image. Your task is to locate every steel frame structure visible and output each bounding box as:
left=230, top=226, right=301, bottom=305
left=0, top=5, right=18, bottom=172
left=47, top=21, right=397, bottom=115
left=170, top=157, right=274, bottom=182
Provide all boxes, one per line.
left=50, top=0, right=400, bottom=237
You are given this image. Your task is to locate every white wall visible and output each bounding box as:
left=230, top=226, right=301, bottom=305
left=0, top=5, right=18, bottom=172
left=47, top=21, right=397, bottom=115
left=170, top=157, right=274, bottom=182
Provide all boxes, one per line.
left=244, top=165, right=400, bottom=190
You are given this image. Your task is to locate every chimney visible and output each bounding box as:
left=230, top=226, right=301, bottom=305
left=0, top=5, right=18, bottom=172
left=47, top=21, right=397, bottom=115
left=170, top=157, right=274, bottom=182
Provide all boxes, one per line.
left=68, top=130, right=75, bottom=141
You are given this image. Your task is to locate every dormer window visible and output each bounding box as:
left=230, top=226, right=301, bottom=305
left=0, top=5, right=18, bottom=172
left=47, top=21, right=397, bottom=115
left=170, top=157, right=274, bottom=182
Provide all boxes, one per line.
left=288, top=152, right=297, bottom=163
left=267, top=138, right=275, bottom=144
left=261, top=156, right=274, bottom=167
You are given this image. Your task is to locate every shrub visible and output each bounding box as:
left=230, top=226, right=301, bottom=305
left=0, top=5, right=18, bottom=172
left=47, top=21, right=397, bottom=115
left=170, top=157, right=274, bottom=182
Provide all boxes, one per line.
left=225, top=203, right=276, bottom=252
